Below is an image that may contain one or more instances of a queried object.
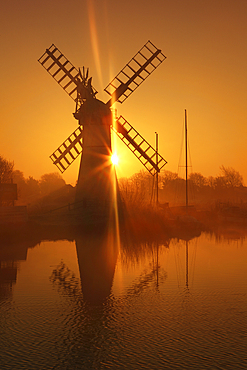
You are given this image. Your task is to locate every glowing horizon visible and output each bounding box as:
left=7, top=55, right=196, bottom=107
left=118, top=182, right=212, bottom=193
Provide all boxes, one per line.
left=1, top=1, right=247, bottom=186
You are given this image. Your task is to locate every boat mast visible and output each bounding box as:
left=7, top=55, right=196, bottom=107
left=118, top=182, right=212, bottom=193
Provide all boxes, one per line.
left=185, top=109, right=188, bottom=211
left=155, top=132, right=159, bottom=206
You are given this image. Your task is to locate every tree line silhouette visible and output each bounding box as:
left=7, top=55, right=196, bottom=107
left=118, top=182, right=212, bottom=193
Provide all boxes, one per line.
left=0, top=154, right=246, bottom=208
left=0, top=155, right=66, bottom=205
left=118, top=166, right=245, bottom=207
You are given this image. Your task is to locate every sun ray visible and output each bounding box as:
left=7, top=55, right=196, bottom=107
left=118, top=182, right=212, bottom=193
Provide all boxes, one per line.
left=87, top=0, right=103, bottom=87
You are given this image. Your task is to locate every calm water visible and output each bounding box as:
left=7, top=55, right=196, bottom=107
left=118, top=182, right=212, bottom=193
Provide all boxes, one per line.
left=0, top=230, right=247, bottom=369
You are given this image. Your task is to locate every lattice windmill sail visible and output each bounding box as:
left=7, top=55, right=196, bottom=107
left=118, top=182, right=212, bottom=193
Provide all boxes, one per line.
left=38, top=44, right=97, bottom=102
left=38, top=41, right=167, bottom=213
left=104, top=41, right=166, bottom=106
left=49, top=126, right=83, bottom=173
left=113, top=116, right=167, bottom=176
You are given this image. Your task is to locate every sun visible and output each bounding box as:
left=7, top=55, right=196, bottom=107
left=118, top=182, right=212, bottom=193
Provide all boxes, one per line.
left=111, top=153, right=119, bottom=166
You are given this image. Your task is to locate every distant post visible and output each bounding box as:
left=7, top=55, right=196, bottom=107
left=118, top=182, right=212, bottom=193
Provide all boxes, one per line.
left=185, top=109, right=188, bottom=212
left=155, top=132, right=159, bottom=206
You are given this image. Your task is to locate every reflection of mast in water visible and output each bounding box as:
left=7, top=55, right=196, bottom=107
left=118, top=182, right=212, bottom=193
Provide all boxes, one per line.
left=186, top=240, right=189, bottom=288
left=156, top=243, right=159, bottom=288
left=152, top=242, right=160, bottom=289
left=75, top=231, right=119, bottom=305
left=174, top=237, right=197, bottom=289
left=127, top=241, right=169, bottom=294
left=185, top=238, right=197, bottom=289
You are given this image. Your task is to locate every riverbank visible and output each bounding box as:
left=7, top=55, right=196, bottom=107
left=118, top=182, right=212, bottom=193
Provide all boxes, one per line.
left=2, top=200, right=247, bottom=246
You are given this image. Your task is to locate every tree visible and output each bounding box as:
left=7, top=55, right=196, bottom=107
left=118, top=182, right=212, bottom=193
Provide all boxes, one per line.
left=39, top=172, right=66, bottom=196
left=130, top=170, right=153, bottom=203
left=207, top=176, right=215, bottom=188
left=219, top=165, right=243, bottom=188
left=161, top=170, right=178, bottom=187
left=13, top=170, right=26, bottom=185
left=118, top=170, right=153, bottom=206
left=12, top=170, right=28, bottom=199
left=189, top=172, right=207, bottom=188
left=0, top=155, right=14, bottom=183
left=26, top=176, right=40, bottom=197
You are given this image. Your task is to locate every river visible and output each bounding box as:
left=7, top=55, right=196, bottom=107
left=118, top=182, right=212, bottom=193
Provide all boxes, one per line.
left=0, top=229, right=246, bottom=369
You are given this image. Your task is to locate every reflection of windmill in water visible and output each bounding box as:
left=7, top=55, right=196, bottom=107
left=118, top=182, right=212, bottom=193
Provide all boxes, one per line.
left=75, top=231, right=119, bottom=305
left=50, top=236, right=170, bottom=305
left=38, top=41, right=167, bottom=222
left=50, top=232, right=119, bottom=305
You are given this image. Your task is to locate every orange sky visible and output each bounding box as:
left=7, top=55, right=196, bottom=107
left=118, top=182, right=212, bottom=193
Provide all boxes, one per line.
left=1, top=0, right=247, bottom=185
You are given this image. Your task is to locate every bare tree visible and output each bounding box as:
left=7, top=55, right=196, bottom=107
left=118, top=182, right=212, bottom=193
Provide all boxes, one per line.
left=118, top=171, right=153, bottom=206
left=219, top=165, right=244, bottom=188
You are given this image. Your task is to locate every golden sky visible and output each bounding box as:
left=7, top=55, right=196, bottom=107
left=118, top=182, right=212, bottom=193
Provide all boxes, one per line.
left=1, top=0, right=247, bottom=185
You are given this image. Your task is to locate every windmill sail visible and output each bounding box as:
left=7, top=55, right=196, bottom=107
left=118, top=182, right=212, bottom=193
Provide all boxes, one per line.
left=50, top=127, right=83, bottom=173
left=39, top=41, right=167, bottom=176
left=113, top=116, right=167, bottom=175
left=51, top=115, right=167, bottom=175
left=38, top=44, right=97, bottom=101
left=104, top=41, right=166, bottom=106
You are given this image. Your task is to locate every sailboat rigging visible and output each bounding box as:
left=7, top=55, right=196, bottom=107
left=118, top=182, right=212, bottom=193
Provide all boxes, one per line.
left=185, top=109, right=188, bottom=211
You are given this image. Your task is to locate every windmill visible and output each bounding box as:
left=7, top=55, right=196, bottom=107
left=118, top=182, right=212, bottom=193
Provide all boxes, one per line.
left=38, top=41, right=167, bottom=220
